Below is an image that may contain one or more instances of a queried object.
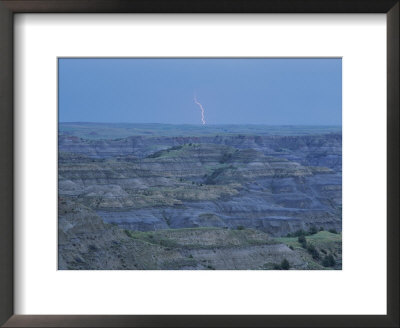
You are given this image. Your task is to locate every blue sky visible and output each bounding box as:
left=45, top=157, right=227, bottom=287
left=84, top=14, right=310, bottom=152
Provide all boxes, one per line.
left=59, top=58, right=341, bottom=125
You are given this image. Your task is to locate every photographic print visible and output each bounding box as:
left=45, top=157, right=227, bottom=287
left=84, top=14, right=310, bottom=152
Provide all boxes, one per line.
left=58, top=58, right=342, bottom=270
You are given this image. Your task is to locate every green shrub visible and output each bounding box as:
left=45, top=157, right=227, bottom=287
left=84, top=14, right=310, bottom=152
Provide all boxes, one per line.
left=280, top=259, right=290, bottom=270
left=298, top=235, right=307, bottom=248
left=322, top=254, right=336, bottom=267
left=124, top=230, right=133, bottom=238
left=307, top=243, right=320, bottom=260
left=293, top=229, right=306, bottom=237
left=308, top=225, right=318, bottom=235
left=237, top=225, right=245, bottom=230
left=298, top=235, right=306, bottom=243
left=329, top=228, right=338, bottom=234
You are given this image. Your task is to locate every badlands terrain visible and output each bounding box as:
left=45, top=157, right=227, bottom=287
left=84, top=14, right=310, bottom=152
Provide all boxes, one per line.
left=58, top=123, right=342, bottom=270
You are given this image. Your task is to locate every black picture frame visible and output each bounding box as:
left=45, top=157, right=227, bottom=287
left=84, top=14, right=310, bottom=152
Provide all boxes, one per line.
left=0, top=1, right=398, bottom=327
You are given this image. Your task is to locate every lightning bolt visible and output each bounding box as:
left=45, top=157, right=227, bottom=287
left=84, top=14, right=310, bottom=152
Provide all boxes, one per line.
left=194, top=95, right=206, bottom=125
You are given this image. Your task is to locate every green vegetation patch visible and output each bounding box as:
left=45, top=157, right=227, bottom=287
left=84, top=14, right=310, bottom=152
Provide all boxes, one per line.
left=276, top=231, right=341, bottom=249
left=275, top=231, right=342, bottom=270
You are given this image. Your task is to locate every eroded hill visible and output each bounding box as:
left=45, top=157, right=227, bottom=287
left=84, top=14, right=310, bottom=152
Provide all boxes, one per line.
left=58, top=124, right=341, bottom=270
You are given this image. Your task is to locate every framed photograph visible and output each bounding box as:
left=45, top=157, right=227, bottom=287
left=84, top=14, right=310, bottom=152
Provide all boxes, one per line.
left=57, top=56, right=343, bottom=272
left=0, top=0, right=398, bottom=327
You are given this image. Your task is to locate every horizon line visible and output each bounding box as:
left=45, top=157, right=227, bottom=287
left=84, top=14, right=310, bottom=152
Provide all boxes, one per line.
left=59, top=121, right=342, bottom=126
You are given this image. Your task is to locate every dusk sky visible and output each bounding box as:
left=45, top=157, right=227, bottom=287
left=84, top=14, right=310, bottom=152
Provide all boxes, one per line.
left=58, top=58, right=342, bottom=125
